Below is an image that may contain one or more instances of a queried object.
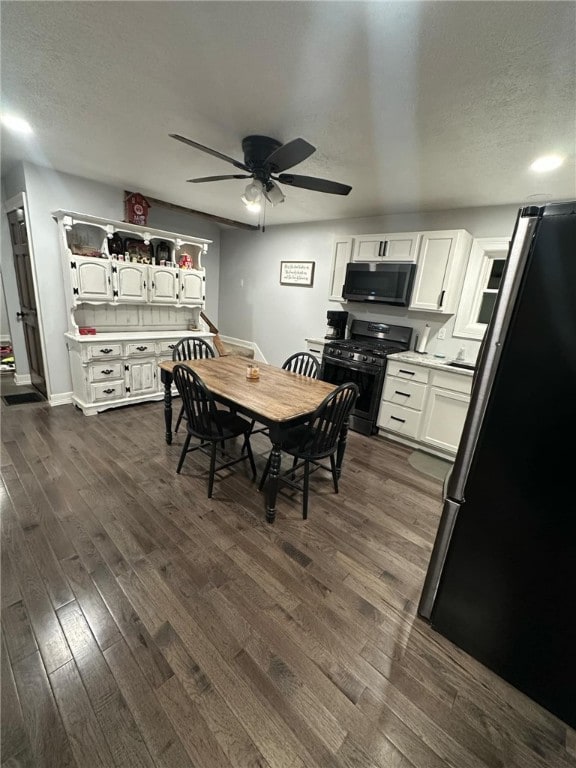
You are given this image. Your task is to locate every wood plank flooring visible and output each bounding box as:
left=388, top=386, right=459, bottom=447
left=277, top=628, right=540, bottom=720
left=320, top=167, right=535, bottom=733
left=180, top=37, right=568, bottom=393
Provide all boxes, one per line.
left=1, top=399, right=574, bottom=768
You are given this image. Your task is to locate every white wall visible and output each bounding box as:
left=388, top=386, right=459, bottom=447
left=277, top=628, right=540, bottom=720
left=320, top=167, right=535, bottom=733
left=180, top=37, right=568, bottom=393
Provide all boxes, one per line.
left=8, top=162, right=220, bottom=399
left=219, top=205, right=519, bottom=366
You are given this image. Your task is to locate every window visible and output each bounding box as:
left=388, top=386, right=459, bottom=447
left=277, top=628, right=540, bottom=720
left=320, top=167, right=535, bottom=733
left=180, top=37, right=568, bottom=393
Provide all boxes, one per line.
left=453, top=238, right=510, bottom=340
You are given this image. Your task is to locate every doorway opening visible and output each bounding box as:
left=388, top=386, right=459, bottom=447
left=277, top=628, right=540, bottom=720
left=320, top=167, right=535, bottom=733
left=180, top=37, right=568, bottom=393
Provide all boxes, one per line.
left=5, top=204, right=47, bottom=398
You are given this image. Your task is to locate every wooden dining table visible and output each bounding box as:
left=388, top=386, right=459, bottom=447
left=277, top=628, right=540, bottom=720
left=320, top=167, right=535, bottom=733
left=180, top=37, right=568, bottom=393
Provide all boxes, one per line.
left=159, top=356, right=345, bottom=523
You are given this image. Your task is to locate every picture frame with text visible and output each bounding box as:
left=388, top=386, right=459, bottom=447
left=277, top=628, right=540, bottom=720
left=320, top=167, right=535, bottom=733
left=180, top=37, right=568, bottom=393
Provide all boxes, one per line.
left=280, top=261, right=315, bottom=286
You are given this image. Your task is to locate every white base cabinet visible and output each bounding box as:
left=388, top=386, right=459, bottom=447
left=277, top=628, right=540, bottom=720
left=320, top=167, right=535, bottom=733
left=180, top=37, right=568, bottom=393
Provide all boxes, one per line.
left=419, top=386, right=470, bottom=454
left=65, top=331, right=213, bottom=416
left=305, top=338, right=326, bottom=363
left=378, top=357, right=472, bottom=458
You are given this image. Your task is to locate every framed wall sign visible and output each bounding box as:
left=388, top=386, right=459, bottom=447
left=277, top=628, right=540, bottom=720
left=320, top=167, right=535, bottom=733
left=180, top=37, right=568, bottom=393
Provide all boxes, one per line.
left=280, top=261, right=315, bottom=286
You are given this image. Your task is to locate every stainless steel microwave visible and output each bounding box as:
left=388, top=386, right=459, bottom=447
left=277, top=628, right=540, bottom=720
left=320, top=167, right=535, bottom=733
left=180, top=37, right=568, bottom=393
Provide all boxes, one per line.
left=343, top=262, right=416, bottom=306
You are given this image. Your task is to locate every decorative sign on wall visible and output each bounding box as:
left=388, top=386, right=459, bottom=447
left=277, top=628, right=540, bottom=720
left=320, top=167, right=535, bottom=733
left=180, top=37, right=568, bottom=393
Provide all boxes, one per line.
left=280, top=261, right=315, bottom=286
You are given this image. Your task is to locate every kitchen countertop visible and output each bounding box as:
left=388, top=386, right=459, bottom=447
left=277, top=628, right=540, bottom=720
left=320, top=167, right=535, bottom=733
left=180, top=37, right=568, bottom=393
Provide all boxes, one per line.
left=305, top=337, right=328, bottom=345
left=387, top=351, right=475, bottom=376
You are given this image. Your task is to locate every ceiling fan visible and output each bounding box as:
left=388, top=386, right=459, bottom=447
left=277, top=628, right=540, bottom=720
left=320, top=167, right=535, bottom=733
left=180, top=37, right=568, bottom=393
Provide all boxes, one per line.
left=169, top=133, right=352, bottom=212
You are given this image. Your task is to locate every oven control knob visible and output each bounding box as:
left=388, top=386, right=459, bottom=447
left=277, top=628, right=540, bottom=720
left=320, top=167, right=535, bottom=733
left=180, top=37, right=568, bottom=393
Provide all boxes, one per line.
left=336, top=349, right=342, bottom=356
left=362, top=355, right=368, bottom=362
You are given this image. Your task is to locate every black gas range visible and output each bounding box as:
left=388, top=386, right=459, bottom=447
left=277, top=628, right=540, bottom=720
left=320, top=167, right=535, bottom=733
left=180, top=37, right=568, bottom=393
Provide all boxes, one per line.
left=320, top=320, right=413, bottom=435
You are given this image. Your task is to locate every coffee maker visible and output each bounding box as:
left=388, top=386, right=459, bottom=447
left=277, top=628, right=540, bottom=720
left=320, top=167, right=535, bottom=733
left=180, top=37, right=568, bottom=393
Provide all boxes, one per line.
left=325, top=310, right=348, bottom=340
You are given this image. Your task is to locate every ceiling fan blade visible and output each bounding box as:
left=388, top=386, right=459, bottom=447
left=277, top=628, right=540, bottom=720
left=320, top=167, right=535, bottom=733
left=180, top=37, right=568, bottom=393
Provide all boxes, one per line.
left=187, top=174, right=251, bottom=183
left=170, top=134, right=249, bottom=171
left=264, top=138, right=316, bottom=173
left=277, top=174, right=352, bottom=195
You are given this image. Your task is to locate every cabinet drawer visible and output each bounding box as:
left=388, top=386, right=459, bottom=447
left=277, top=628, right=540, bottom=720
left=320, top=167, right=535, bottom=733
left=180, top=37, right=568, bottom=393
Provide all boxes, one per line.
left=156, top=339, right=180, bottom=356
left=89, top=362, right=123, bottom=382
left=430, top=369, right=473, bottom=395
left=87, top=343, right=122, bottom=360
left=383, top=376, right=427, bottom=411
left=305, top=340, right=325, bottom=360
left=125, top=342, right=154, bottom=356
left=378, top=402, right=421, bottom=438
left=91, top=381, right=125, bottom=402
left=386, top=360, right=429, bottom=384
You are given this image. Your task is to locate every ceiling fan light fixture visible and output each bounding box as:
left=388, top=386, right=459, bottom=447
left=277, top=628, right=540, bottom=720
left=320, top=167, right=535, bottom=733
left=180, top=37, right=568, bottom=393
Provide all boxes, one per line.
left=241, top=180, right=264, bottom=212
left=264, top=181, right=285, bottom=206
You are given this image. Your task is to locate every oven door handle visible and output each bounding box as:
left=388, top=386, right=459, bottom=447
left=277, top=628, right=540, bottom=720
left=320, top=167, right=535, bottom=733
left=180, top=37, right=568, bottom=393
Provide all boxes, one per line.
left=323, top=359, right=377, bottom=376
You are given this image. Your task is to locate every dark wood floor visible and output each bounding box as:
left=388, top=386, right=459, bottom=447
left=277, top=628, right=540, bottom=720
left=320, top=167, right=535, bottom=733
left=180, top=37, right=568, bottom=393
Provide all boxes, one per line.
left=1, top=398, right=574, bottom=768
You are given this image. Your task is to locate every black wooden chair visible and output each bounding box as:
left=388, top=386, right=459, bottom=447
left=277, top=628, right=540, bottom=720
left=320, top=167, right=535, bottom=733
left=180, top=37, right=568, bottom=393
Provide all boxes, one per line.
left=282, top=352, right=320, bottom=378
left=258, top=382, right=358, bottom=519
left=249, top=352, right=320, bottom=441
left=172, top=337, right=215, bottom=433
left=173, top=364, right=257, bottom=498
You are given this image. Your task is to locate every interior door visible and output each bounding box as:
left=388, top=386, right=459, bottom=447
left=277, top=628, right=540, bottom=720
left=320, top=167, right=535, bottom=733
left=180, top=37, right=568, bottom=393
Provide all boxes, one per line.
left=6, top=207, right=47, bottom=396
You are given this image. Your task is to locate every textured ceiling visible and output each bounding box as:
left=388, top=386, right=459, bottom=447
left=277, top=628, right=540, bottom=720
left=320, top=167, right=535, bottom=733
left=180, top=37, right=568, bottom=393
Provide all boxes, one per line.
left=1, top=1, right=575, bottom=226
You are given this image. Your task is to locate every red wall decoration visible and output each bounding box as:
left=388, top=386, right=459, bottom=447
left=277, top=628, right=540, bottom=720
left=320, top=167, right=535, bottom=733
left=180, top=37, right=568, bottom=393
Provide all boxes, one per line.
left=124, top=192, right=150, bottom=226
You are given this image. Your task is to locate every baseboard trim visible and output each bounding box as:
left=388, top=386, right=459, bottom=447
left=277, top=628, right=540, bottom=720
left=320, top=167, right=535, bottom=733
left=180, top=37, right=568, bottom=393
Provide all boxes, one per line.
left=49, top=392, right=73, bottom=407
left=377, top=429, right=456, bottom=461
left=14, top=373, right=32, bottom=385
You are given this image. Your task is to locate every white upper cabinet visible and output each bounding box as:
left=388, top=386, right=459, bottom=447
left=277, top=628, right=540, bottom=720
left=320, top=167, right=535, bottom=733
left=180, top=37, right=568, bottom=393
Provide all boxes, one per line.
left=409, top=230, right=472, bottom=314
left=71, top=256, right=113, bottom=302
left=149, top=265, right=179, bottom=304
left=329, top=236, right=354, bottom=301
left=352, top=233, right=421, bottom=262
left=179, top=269, right=205, bottom=305
left=113, top=263, right=148, bottom=303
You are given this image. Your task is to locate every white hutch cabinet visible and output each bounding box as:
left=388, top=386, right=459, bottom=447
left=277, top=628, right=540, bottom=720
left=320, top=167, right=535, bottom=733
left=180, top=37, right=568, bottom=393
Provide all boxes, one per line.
left=55, top=210, right=213, bottom=415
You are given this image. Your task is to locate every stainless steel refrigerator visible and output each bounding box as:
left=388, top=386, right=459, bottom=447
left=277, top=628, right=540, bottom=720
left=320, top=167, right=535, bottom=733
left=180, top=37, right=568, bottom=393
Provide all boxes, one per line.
left=418, top=201, right=576, bottom=729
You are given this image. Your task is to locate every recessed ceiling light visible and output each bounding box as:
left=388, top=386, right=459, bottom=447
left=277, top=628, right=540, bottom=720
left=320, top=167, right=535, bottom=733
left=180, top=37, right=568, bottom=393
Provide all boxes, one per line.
left=530, top=155, right=564, bottom=173
left=1, top=114, right=33, bottom=134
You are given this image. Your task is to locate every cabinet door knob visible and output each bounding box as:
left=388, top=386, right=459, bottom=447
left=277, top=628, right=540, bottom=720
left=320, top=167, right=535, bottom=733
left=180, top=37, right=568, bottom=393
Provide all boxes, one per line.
left=439, top=290, right=446, bottom=307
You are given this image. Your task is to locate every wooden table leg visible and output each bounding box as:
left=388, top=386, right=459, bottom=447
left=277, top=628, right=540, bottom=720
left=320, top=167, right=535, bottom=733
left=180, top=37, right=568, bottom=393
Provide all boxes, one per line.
left=161, top=370, right=173, bottom=445
left=266, top=427, right=283, bottom=523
